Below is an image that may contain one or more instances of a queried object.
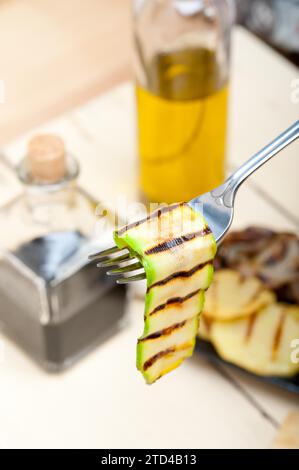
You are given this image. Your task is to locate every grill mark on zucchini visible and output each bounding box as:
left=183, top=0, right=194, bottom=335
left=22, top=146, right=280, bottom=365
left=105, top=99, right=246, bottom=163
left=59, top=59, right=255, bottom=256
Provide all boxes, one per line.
left=271, top=308, right=287, bottom=360
left=143, top=343, right=192, bottom=371
left=145, top=227, right=211, bottom=255
left=147, top=261, right=212, bottom=291
left=149, top=289, right=201, bottom=316
left=117, top=202, right=185, bottom=236
left=139, top=320, right=187, bottom=342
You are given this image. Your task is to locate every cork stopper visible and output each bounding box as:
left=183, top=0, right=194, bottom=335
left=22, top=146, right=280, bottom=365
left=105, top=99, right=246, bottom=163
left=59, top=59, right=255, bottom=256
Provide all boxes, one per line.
left=27, top=134, right=67, bottom=183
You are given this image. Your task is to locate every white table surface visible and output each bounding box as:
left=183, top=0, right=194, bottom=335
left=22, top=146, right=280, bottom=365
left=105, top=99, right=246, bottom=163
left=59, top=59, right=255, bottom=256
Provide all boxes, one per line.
left=0, top=27, right=298, bottom=449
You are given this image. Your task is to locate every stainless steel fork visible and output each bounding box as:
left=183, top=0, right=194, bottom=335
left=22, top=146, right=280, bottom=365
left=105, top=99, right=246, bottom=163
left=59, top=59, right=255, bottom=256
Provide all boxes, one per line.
left=89, top=120, right=299, bottom=284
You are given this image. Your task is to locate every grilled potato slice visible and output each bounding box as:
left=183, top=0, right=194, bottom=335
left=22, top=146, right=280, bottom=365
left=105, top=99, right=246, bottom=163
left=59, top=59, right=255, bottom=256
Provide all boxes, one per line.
left=210, top=303, right=299, bottom=377
left=204, top=269, right=275, bottom=321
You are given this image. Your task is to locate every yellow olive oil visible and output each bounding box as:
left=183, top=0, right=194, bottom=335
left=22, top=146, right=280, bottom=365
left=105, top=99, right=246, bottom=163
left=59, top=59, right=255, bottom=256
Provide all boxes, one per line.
left=136, top=48, right=228, bottom=203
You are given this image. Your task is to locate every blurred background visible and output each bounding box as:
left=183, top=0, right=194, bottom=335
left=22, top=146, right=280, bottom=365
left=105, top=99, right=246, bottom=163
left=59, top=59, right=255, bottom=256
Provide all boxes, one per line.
left=236, top=0, right=299, bottom=65
left=0, top=0, right=299, bottom=145
left=0, top=0, right=298, bottom=449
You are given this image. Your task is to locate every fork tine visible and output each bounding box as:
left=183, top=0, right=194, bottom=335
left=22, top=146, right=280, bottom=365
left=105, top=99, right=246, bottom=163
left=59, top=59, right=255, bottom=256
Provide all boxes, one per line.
left=97, top=252, right=132, bottom=267
left=116, top=273, right=146, bottom=284
left=107, top=262, right=143, bottom=276
left=88, top=245, right=119, bottom=261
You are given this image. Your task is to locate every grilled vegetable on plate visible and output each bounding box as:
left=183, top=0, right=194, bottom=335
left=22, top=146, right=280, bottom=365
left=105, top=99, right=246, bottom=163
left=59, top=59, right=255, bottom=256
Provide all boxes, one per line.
left=210, top=303, right=299, bottom=377
left=203, top=269, right=275, bottom=321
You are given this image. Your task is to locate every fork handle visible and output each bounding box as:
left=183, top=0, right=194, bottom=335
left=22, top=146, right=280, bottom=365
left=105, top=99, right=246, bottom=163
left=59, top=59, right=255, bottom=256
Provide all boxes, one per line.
left=214, top=120, right=299, bottom=208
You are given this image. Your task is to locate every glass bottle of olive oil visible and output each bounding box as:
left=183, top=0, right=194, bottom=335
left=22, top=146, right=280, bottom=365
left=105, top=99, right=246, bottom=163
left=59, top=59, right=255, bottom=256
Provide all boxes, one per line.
left=134, top=0, right=234, bottom=203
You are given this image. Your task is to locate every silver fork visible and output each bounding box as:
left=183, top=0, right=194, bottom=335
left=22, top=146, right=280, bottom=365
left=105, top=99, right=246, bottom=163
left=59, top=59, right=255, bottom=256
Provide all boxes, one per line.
left=89, top=121, right=299, bottom=284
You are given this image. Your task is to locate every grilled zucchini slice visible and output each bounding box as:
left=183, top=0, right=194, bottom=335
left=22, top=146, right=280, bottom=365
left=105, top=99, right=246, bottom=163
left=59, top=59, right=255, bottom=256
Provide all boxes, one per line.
left=198, top=314, right=214, bottom=341
left=210, top=303, right=299, bottom=377
left=114, top=202, right=216, bottom=384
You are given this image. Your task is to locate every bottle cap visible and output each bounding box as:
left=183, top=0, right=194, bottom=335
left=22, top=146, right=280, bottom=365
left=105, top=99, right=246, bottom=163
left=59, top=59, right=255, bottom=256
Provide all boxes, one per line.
left=27, top=134, right=67, bottom=183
